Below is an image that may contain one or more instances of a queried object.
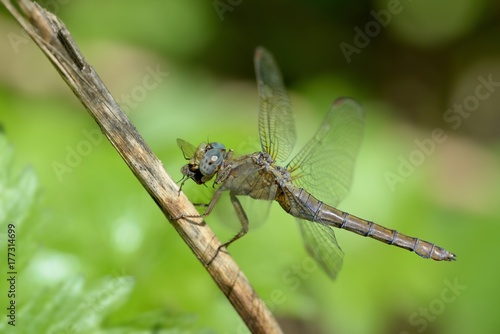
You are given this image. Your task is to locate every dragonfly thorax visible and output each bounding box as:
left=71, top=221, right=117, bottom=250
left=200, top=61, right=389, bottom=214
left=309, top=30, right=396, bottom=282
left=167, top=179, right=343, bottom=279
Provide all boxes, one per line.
left=254, top=151, right=292, bottom=183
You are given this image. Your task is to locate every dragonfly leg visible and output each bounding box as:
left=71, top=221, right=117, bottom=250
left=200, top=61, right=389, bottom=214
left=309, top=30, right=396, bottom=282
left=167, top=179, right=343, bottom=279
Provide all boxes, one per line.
left=222, top=191, right=250, bottom=248
left=192, top=202, right=209, bottom=207
left=171, top=188, right=223, bottom=221
left=207, top=191, right=249, bottom=265
left=177, top=175, right=189, bottom=195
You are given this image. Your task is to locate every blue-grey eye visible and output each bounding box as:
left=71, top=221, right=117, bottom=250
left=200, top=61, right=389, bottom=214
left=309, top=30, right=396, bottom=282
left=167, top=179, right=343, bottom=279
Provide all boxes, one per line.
left=210, top=142, right=226, bottom=151
left=200, top=145, right=225, bottom=176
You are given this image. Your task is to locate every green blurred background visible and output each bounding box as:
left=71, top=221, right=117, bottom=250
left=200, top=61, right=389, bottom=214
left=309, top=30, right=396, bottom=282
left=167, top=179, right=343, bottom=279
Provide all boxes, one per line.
left=1, top=0, right=499, bottom=333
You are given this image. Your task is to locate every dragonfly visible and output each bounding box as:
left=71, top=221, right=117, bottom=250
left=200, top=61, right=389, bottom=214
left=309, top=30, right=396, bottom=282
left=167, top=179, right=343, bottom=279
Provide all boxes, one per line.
left=177, top=47, right=456, bottom=279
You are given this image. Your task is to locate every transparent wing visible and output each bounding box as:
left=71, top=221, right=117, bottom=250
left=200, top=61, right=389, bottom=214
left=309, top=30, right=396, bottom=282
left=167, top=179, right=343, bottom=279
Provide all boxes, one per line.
left=287, top=98, right=364, bottom=207
left=216, top=194, right=273, bottom=231
left=177, top=138, right=197, bottom=160
left=255, top=47, right=296, bottom=162
left=297, top=219, right=344, bottom=280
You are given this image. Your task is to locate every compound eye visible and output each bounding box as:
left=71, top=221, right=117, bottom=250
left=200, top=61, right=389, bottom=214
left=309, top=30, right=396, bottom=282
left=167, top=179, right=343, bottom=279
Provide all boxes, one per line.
left=200, top=147, right=224, bottom=176
left=210, top=142, right=226, bottom=152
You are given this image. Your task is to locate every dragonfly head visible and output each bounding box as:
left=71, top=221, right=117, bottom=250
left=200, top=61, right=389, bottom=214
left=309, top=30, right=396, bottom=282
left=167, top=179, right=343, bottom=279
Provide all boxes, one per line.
left=180, top=142, right=227, bottom=186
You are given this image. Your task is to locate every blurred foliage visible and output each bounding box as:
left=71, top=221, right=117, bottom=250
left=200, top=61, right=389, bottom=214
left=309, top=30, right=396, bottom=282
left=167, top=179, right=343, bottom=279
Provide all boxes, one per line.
left=1, top=0, right=500, bottom=333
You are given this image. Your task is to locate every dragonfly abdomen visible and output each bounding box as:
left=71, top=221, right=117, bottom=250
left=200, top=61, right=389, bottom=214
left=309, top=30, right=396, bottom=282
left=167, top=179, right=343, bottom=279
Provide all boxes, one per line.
left=336, top=212, right=456, bottom=261
left=291, top=188, right=456, bottom=262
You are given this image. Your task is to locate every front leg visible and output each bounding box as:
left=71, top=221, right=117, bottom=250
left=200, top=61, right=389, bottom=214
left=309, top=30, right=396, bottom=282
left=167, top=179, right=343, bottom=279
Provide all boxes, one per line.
left=172, top=187, right=224, bottom=221
left=208, top=191, right=249, bottom=264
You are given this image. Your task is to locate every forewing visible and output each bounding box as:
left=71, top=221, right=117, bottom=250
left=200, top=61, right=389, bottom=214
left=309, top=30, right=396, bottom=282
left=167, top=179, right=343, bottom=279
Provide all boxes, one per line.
left=297, top=219, right=344, bottom=280
left=177, top=138, right=197, bottom=160
left=255, top=47, right=296, bottom=162
left=287, top=98, right=364, bottom=207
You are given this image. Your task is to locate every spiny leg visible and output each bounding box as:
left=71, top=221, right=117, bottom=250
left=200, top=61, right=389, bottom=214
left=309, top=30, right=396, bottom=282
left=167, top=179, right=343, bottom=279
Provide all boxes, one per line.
left=171, top=188, right=223, bottom=223
left=207, top=191, right=249, bottom=265
left=192, top=202, right=209, bottom=207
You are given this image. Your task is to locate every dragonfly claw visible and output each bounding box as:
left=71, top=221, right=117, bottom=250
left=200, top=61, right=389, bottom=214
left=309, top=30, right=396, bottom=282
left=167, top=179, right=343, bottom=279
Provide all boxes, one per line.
left=169, top=212, right=205, bottom=225
left=206, top=244, right=226, bottom=266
